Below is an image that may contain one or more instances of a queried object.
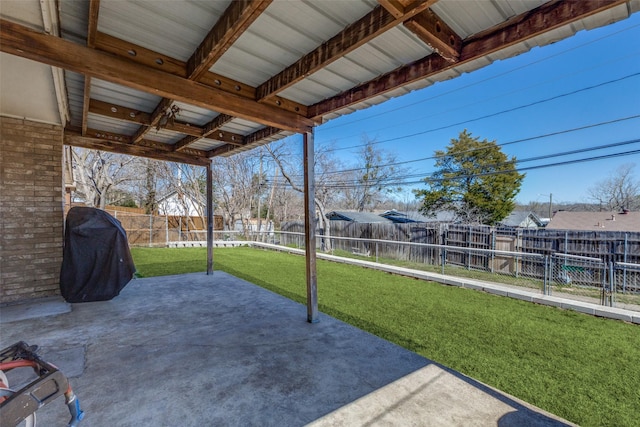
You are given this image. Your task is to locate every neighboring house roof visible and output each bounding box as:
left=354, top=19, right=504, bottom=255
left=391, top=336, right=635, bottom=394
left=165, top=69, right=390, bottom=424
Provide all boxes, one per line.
left=327, top=209, right=458, bottom=224
left=546, top=211, right=640, bottom=232
left=326, top=211, right=393, bottom=224
left=380, top=210, right=457, bottom=224
left=417, top=211, right=458, bottom=223
left=500, top=211, right=544, bottom=228
left=379, top=210, right=418, bottom=223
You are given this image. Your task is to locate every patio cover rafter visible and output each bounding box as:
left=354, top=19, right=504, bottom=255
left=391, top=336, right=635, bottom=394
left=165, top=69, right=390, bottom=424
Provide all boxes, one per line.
left=92, top=32, right=308, bottom=116
left=65, top=128, right=212, bottom=166
left=187, top=0, right=273, bottom=81
left=174, top=114, right=241, bottom=153
left=255, top=1, right=437, bottom=101
left=88, top=99, right=244, bottom=147
left=308, top=0, right=628, bottom=119
left=80, top=0, right=101, bottom=136
left=206, top=0, right=629, bottom=158
left=129, top=0, right=273, bottom=145
left=0, top=19, right=315, bottom=134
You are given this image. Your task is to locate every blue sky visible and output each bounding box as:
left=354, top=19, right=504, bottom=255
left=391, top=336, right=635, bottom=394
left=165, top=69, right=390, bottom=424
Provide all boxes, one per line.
left=308, top=12, right=640, bottom=205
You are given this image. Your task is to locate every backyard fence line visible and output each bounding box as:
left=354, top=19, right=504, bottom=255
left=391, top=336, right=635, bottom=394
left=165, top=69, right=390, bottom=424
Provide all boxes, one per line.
left=169, top=229, right=640, bottom=312
left=103, top=209, right=223, bottom=247
left=98, top=209, right=639, bottom=311
left=280, top=221, right=640, bottom=265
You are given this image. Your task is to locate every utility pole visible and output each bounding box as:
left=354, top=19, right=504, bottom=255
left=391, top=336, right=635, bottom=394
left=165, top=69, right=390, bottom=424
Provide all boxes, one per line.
left=548, top=193, right=553, bottom=219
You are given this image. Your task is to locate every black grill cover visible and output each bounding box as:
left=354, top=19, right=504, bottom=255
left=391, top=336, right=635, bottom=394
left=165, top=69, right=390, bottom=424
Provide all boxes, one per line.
left=60, top=207, right=135, bottom=303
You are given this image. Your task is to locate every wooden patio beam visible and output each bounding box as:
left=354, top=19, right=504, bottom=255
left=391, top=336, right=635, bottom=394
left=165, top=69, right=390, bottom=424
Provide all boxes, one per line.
left=81, top=0, right=100, bottom=135
left=130, top=98, right=173, bottom=143
left=135, top=1, right=270, bottom=144
left=206, top=126, right=285, bottom=157
left=0, top=19, right=315, bottom=134
left=308, top=0, right=626, bottom=119
left=187, top=0, right=272, bottom=81
left=404, top=8, right=462, bottom=62
left=173, top=114, right=241, bottom=152
left=65, top=128, right=211, bottom=166
left=460, top=0, right=627, bottom=61
left=94, top=32, right=308, bottom=116
left=378, top=0, right=420, bottom=19
left=89, top=99, right=245, bottom=148
left=89, top=98, right=151, bottom=126
left=255, top=1, right=437, bottom=101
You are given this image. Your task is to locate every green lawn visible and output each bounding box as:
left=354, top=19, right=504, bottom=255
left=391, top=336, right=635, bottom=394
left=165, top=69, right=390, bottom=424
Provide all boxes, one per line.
left=131, top=246, right=640, bottom=427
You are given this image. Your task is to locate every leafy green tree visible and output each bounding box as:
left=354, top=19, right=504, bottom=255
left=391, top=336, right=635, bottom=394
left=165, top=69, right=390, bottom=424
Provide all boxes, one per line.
left=414, top=130, right=524, bottom=225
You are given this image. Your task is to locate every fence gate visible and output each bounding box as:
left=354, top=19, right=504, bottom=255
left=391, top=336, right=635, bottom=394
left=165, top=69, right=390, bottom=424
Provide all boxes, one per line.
left=493, top=235, right=518, bottom=275
left=549, top=253, right=608, bottom=303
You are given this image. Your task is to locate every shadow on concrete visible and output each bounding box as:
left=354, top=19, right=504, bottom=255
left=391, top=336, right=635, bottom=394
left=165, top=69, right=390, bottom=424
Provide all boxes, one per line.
left=1, top=272, right=573, bottom=426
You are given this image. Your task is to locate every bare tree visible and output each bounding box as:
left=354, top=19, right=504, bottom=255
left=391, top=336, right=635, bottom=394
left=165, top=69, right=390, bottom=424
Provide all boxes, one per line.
left=265, top=138, right=345, bottom=251
left=152, top=162, right=208, bottom=232
left=348, top=134, right=407, bottom=212
left=588, top=163, right=640, bottom=211
left=210, top=151, right=261, bottom=233
left=141, top=158, right=161, bottom=214
left=71, top=148, right=141, bottom=209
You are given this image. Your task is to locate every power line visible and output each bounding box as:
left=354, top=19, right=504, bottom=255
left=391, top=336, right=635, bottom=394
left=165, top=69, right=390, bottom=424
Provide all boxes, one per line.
left=272, top=114, right=640, bottom=178
left=319, top=21, right=640, bottom=133
left=291, top=147, right=640, bottom=189
left=322, top=71, right=640, bottom=153
left=265, top=138, right=640, bottom=190
left=319, top=50, right=640, bottom=145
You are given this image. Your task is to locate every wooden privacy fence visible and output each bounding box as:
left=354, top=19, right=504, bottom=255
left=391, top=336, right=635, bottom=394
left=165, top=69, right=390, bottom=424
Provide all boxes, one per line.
left=279, top=221, right=640, bottom=308
left=281, top=221, right=640, bottom=268
left=104, top=210, right=223, bottom=246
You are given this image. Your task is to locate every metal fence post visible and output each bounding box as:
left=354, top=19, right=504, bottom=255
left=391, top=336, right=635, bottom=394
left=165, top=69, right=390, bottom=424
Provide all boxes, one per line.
left=543, top=255, right=548, bottom=295
left=490, top=230, right=495, bottom=273
left=604, top=261, right=615, bottom=307
left=467, top=225, right=471, bottom=270
left=623, top=233, right=628, bottom=293
left=376, top=241, right=378, bottom=263
left=546, top=255, right=553, bottom=296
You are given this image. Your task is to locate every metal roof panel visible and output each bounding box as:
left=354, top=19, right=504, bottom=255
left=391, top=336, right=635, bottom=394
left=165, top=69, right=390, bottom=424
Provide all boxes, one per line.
left=87, top=113, right=139, bottom=137
left=97, top=0, right=228, bottom=61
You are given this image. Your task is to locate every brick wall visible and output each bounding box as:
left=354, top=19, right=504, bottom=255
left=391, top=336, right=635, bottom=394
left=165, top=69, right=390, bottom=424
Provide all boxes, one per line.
left=1, top=116, right=64, bottom=303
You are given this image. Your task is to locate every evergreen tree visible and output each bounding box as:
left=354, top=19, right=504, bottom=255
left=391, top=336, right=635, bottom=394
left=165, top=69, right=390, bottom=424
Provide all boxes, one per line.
left=414, top=130, right=524, bottom=225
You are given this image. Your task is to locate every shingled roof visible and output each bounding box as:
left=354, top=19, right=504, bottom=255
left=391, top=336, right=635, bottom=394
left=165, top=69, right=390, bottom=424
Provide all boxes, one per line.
left=546, top=210, right=640, bottom=232
left=326, top=211, right=393, bottom=224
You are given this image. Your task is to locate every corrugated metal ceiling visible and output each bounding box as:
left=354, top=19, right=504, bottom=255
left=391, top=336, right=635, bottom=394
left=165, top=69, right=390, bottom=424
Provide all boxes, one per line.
left=16, top=0, right=634, bottom=161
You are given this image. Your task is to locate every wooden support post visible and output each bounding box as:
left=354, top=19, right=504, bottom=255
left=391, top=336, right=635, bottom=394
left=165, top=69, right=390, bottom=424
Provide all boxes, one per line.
left=206, top=159, right=214, bottom=275
left=303, top=130, right=319, bottom=323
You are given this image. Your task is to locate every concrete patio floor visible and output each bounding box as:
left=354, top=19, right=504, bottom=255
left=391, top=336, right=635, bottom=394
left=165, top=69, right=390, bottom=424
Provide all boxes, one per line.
left=0, top=272, right=574, bottom=426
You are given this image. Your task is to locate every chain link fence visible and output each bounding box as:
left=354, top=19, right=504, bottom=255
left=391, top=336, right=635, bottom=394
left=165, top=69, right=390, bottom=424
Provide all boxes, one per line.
left=104, top=210, right=223, bottom=247
left=273, top=230, right=640, bottom=312
left=96, top=210, right=640, bottom=312
left=547, top=254, right=608, bottom=304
